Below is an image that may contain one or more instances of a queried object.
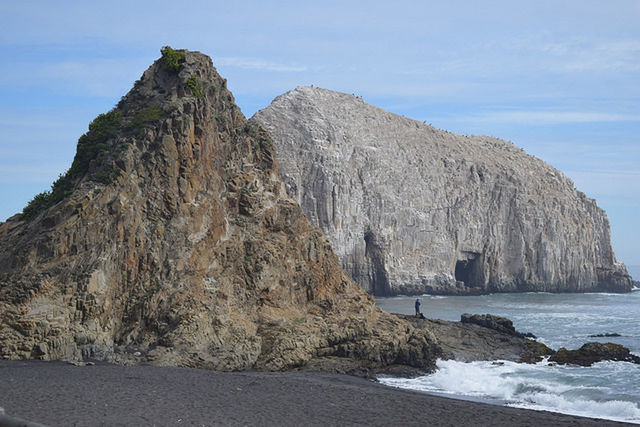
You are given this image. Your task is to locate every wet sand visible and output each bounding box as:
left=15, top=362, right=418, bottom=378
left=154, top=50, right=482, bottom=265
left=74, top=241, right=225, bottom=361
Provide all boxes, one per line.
left=0, top=360, right=631, bottom=426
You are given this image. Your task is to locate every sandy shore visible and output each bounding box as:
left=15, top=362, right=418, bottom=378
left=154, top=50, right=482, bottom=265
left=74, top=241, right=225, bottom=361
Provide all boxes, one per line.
left=0, top=360, right=631, bottom=426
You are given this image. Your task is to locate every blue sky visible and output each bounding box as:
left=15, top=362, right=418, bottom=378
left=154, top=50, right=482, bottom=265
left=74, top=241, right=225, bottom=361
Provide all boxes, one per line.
left=1, top=1, right=639, bottom=268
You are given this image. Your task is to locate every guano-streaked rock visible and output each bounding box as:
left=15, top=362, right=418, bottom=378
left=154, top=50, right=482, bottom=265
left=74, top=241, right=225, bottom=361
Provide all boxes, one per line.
left=252, top=86, right=632, bottom=295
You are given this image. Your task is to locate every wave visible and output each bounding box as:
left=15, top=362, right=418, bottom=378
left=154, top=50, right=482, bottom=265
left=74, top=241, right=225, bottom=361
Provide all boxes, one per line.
left=511, top=395, right=640, bottom=423
left=379, top=359, right=640, bottom=424
left=582, top=292, right=629, bottom=296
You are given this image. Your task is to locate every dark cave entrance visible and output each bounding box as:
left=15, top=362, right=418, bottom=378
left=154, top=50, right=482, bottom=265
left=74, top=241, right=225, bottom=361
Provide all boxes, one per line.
left=364, top=229, right=391, bottom=296
left=455, top=253, right=481, bottom=287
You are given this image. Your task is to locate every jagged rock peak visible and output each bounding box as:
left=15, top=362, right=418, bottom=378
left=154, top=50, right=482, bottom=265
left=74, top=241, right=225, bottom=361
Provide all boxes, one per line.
left=0, top=50, right=438, bottom=372
left=252, top=86, right=632, bottom=295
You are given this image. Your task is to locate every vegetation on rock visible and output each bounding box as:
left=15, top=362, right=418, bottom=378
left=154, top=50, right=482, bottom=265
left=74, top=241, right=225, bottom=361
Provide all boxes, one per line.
left=186, top=75, right=203, bottom=99
left=20, top=109, right=122, bottom=220
left=70, top=110, right=121, bottom=178
left=20, top=191, right=54, bottom=221
left=160, top=46, right=185, bottom=72
left=128, top=106, right=164, bottom=131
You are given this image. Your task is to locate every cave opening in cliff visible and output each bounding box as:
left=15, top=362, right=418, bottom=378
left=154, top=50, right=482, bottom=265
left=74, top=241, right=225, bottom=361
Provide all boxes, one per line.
left=455, top=258, right=478, bottom=287
left=364, top=229, right=391, bottom=296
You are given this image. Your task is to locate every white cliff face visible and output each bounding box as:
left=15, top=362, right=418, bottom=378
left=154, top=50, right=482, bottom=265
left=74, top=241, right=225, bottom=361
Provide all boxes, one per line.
left=252, top=87, right=632, bottom=295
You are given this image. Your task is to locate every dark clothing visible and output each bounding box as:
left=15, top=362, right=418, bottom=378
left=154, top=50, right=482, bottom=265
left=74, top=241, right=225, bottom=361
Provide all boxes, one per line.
left=415, top=299, right=421, bottom=316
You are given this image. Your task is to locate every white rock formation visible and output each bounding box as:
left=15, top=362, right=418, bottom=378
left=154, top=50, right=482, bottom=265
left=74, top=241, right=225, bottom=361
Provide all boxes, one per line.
left=252, top=87, right=632, bottom=295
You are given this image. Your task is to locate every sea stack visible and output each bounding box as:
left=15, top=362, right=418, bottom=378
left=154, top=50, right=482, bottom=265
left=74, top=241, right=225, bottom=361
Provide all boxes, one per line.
left=0, top=50, right=438, bottom=371
left=252, top=87, right=632, bottom=295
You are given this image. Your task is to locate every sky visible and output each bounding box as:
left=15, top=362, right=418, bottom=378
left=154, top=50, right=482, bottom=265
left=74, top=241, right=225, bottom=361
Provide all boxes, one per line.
left=0, top=1, right=639, bottom=268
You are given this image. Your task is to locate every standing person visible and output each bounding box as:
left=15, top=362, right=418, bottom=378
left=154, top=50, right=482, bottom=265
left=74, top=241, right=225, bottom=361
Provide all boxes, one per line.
left=415, top=298, right=421, bottom=317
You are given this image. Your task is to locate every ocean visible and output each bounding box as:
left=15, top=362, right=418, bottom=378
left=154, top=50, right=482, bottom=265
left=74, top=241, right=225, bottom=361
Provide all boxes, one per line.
left=376, top=288, right=640, bottom=424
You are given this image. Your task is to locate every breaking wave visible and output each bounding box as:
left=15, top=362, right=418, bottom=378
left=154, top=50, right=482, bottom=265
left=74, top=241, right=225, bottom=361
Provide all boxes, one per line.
left=379, top=359, right=640, bottom=424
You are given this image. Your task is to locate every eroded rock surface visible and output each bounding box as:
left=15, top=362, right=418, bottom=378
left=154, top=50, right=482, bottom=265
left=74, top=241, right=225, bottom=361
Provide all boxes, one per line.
left=252, top=87, right=632, bottom=295
left=399, top=313, right=637, bottom=366
left=0, top=51, right=438, bottom=373
left=460, top=313, right=534, bottom=338
left=397, top=314, right=553, bottom=363
left=549, top=342, right=640, bottom=366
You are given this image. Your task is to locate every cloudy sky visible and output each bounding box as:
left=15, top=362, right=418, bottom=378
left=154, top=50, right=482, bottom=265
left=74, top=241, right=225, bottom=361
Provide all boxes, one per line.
left=1, top=1, right=639, bottom=268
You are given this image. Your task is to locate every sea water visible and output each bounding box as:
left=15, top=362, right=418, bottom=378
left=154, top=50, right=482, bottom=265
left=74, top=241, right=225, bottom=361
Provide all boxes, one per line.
left=376, top=289, right=640, bottom=423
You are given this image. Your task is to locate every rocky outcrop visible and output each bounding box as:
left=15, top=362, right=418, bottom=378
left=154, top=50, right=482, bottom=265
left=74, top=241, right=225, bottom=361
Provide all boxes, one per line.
left=549, top=342, right=640, bottom=366
left=400, top=313, right=638, bottom=366
left=460, top=313, right=535, bottom=339
left=252, top=87, right=632, bottom=295
left=398, top=314, right=553, bottom=363
left=0, top=50, right=438, bottom=373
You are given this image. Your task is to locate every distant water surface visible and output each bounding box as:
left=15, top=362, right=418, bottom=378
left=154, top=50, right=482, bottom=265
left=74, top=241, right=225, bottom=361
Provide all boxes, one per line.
left=376, top=291, right=640, bottom=423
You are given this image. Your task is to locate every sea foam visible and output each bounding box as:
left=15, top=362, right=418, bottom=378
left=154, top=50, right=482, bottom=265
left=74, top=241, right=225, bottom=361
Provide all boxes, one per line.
left=379, top=359, right=640, bottom=424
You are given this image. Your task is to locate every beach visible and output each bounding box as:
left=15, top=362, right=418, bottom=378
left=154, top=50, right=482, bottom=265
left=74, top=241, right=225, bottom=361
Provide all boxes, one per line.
left=0, top=360, right=630, bottom=426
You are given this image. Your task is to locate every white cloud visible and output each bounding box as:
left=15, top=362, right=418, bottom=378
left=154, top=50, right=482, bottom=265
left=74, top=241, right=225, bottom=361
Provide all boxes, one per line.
left=0, top=165, right=66, bottom=184
left=461, top=111, right=640, bottom=125
left=566, top=169, right=640, bottom=200
left=525, top=38, right=640, bottom=73
left=0, top=58, right=149, bottom=97
left=215, top=57, right=307, bottom=73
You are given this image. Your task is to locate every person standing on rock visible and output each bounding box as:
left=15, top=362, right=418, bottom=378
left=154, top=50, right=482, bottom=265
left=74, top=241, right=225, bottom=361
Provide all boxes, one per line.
left=415, top=298, right=421, bottom=317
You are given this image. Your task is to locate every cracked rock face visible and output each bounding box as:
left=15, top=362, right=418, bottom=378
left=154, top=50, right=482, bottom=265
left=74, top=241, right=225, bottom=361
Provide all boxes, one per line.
left=0, top=52, right=438, bottom=371
left=252, top=86, right=632, bottom=295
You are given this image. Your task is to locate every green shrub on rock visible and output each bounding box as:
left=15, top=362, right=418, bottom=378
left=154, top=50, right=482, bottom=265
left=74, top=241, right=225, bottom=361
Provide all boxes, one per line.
left=69, top=109, right=121, bottom=179
left=186, top=75, right=203, bottom=99
left=160, top=46, right=185, bottom=72
left=20, top=109, right=122, bottom=221
left=128, top=106, right=163, bottom=131
left=20, top=191, right=52, bottom=221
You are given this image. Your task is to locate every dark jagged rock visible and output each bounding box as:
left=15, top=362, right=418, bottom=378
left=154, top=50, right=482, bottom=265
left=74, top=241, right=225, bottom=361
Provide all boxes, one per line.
left=253, top=87, right=632, bottom=295
left=588, top=333, right=621, bottom=338
left=460, top=313, right=525, bottom=338
left=0, top=49, right=438, bottom=374
left=396, top=314, right=553, bottom=363
left=520, top=340, right=556, bottom=364
left=397, top=314, right=638, bottom=367
left=549, top=342, right=640, bottom=366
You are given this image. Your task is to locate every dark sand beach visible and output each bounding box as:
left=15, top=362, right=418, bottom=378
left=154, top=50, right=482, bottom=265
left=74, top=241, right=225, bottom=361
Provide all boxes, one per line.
left=0, top=360, right=632, bottom=426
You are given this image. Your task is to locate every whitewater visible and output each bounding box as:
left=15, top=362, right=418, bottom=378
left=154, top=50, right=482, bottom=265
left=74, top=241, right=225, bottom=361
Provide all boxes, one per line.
left=376, top=288, right=640, bottom=424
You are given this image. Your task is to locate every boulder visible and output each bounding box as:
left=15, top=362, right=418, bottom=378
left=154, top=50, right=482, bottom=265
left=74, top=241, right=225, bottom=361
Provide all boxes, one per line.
left=549, top=342, right=640, bottom=366
left=460, top=313, right=524, bottom=338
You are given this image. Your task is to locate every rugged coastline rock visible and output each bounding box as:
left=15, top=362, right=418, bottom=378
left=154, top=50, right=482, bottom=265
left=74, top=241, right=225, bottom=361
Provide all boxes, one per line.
left=252, top=87, right=632, bottom=295
left=549, top=342, right=640, bottom=366
left=398, top=313, right=637, bottom=367
left=0, top=50, right=438, bottom=373
left=460, top=313, right=536, bottom=338
left=588, top=333, right=621, bottom=338
left=397, top=314, right=553, bottom=363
